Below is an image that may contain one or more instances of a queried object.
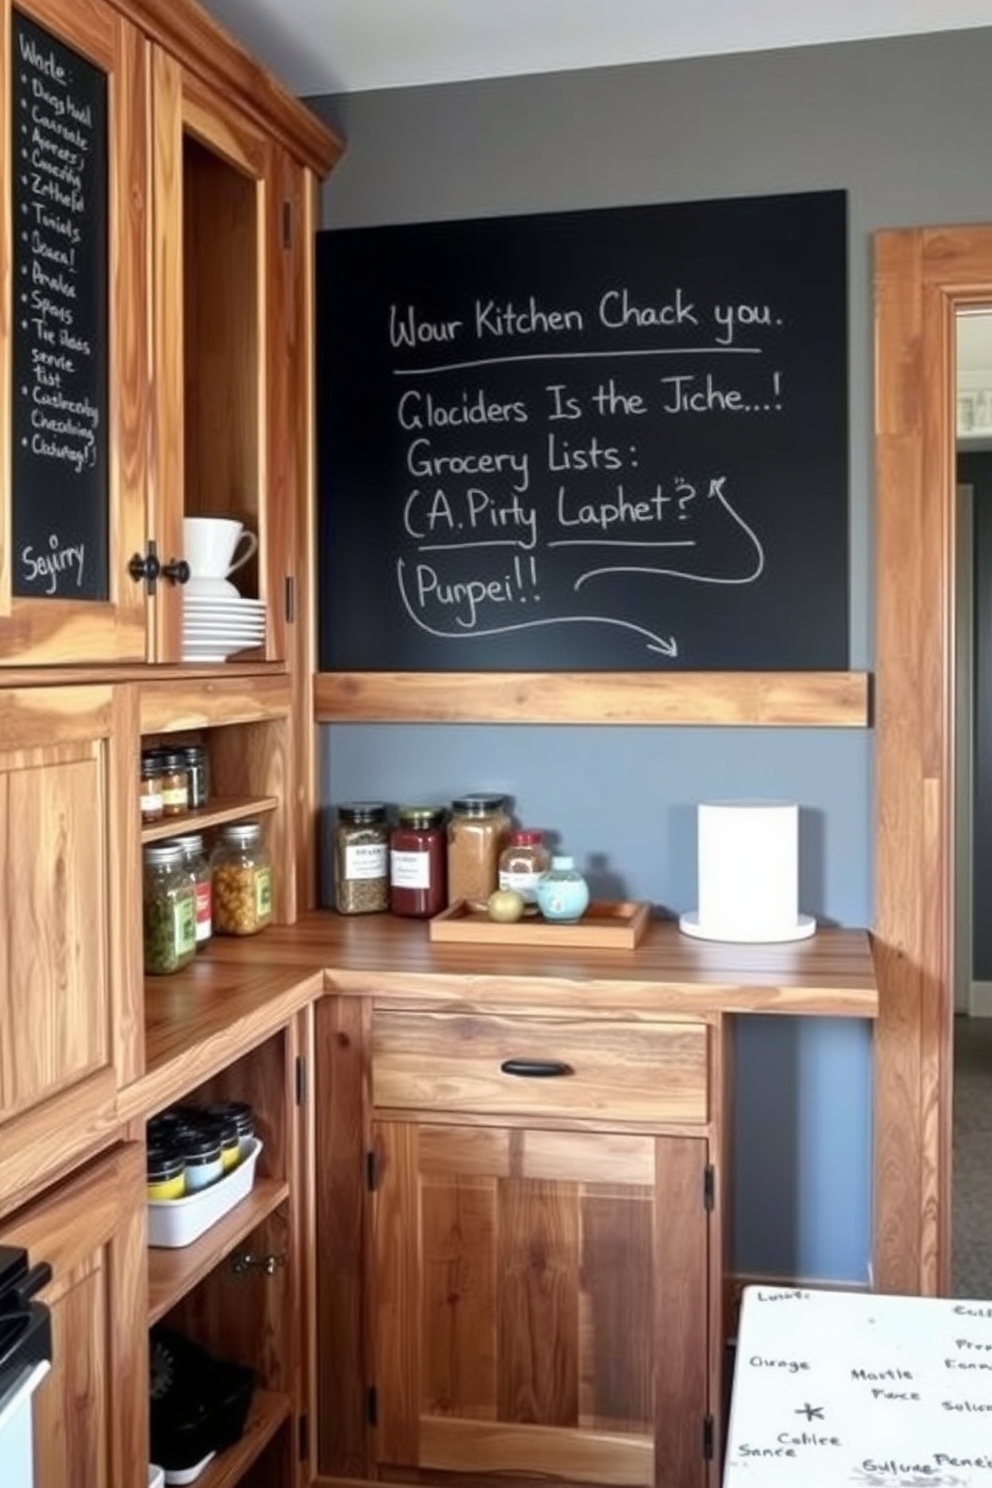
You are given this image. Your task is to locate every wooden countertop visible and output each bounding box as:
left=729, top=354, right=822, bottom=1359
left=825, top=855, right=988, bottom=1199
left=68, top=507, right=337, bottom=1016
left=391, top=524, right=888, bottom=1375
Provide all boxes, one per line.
left=202, top=910, right=879, bottom=1018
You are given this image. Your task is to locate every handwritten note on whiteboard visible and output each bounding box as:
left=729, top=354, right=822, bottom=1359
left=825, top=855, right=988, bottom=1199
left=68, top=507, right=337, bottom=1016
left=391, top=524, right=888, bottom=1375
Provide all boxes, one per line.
left=316, top=192, right=848, bottom=672
left=725, top=1286, right=992, bottom=1486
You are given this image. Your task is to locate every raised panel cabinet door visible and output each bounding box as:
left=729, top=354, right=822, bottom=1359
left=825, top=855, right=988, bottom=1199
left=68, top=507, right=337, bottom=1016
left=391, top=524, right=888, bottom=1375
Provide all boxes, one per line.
left=0, top=685, right=139, bottom=1213
left=372, top=1122, right=712, bottom=1488
left=0, top=0, right=149, bottom=663
left=0, top=1143, right=147, bottom=1487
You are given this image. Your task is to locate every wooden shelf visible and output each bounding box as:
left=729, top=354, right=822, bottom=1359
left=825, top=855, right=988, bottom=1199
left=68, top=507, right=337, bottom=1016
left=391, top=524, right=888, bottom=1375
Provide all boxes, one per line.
left=314, top=669, right=871, bottom=727
left=141, top=794, right=278, bottom=844
left=148, top=1177, right=290, bottom=1324
left=176, top=1387, right=290, bottom=1488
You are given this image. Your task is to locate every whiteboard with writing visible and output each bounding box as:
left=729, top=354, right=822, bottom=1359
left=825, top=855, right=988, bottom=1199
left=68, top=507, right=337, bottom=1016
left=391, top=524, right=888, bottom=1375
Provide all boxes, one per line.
left=316, top=191, right=849, bottom=672
left=725, top=1286, right=992, bottom=1487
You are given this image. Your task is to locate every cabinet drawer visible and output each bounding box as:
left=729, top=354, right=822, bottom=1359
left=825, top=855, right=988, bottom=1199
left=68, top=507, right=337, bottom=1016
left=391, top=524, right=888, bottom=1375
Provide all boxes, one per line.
left=373, top=1011, right=708, bottom=1124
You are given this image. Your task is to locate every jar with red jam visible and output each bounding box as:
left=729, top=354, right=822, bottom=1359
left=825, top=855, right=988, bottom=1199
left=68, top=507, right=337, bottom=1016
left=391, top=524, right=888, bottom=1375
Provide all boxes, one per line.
left=390, top=806, right=447, bottom=918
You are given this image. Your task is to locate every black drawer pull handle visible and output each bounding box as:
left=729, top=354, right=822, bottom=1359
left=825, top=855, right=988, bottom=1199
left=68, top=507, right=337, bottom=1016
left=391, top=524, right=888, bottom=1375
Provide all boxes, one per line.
left=500, top=1058, right=573, bottom=1079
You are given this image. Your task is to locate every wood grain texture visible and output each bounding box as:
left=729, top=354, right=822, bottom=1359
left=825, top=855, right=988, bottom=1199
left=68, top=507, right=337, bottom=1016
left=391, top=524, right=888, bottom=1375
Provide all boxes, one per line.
left=138, top=669, right=291, bottom=732
left=373, top=1011, right=708, bottom=1125
left=0, top=0, right=148, bottom=664
left=314, top=993, right=373, bottom=1479
left=871, top=225, right=992, bottom=1294
left=654, top=1137, right=710, bottom=1488
left=0, top=1143, right=147, bottom=1488
left=315, top=670, right=870, bottom=727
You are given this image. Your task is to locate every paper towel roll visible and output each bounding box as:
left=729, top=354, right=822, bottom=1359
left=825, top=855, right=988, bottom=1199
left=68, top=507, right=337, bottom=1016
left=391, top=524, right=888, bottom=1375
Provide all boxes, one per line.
left=679, top=799, right=815, bottom=943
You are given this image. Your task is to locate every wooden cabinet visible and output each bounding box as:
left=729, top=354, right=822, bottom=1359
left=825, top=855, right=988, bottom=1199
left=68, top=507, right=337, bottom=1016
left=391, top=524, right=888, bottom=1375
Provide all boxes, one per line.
left=0, top=1142, right=147, bottom=1487
left=0, top=0, right=149, bottom=664
left=317, top=997, right=727, bottom=1488
left=0, top=684, right=139, bottom=1217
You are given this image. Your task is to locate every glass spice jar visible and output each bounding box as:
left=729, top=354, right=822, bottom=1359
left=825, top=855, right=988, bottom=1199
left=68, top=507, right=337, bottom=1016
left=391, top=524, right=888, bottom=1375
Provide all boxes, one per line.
left=169, top=832, right=212, bottom=948
left=140, top=751, right=165, bottom=825
left=334, top=803, right=389, bottom=915
left=181, top=744, right=210, bottom=809
left=155, top=750, right=189, bottom=817
left=180, top=1129, right=224, bottom=1192
left=389, top=806, right=447, bottom=919
left=142, top=842, right=197, bottom=975
left=146, top=1148, right=186, bottom=1202
left=498, top=829, right=551, bottom=915
left=447, top=793, right=510, bottom=911
left=211, top=822, right=273, bottom=936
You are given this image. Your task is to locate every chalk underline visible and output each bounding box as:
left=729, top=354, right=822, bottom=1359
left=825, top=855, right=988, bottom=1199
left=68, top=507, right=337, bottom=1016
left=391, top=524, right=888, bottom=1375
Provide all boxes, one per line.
left=392, top=345, right=763, bottom=377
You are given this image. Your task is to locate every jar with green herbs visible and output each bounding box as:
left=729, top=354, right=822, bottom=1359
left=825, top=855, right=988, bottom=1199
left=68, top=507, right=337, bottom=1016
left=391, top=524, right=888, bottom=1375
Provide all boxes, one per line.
left=211, top=822, right=273, bottom=936
left=142, top=842, right=197, bottom=975
left=334, top=802, right=389, bottom=914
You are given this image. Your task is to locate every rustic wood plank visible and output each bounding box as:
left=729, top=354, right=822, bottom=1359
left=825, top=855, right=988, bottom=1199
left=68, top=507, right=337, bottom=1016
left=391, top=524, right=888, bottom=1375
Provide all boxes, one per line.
left=421, top=1168, right=497, bottom=1418
left=315, top=669, right=870, bottom=727
left=654, top=1136, right=709, bottom=1488
left=373, top=1121, right=422, bottom=1466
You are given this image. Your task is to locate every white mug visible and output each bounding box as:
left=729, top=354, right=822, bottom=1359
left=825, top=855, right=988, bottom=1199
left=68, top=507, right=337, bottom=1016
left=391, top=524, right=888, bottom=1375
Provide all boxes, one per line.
left=183, top=517, right=258, bottom=579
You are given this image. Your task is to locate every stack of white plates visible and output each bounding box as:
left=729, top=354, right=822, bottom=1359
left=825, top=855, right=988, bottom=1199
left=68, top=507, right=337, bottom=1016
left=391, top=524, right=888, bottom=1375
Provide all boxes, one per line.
left=182, top=594, right=266, bottom=662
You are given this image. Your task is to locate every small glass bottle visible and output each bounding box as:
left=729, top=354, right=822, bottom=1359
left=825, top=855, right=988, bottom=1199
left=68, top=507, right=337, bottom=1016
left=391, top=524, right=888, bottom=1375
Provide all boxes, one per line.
left=211, top=822, right=273, bottom=936
left=142, top=842, right=197, bottom=975
left=447, top=794, right=510, bottom=911
left=181, top=744, right=210, bottom=809
left=390, top=806, right=447, bottom=918
left=169, top=832, right=212, bottom=948
left=334, top=803, right=390, bottom=914
left=140, top=752, right=165, bottom=825
left=498, top=829, right=551, bottom=915
left=156, top=750, right=189, bottom=817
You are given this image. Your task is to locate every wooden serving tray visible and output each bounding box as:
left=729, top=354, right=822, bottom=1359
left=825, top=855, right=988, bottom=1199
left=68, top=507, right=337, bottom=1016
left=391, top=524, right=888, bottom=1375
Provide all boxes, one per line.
left=428, top=899, right=651, bottom=949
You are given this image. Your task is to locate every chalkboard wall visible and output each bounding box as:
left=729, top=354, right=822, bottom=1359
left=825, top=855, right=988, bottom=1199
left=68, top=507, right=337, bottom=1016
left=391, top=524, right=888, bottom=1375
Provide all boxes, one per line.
left=316, top=190, right=848, bottom=671
left=12, top=11, right=108, bottom=601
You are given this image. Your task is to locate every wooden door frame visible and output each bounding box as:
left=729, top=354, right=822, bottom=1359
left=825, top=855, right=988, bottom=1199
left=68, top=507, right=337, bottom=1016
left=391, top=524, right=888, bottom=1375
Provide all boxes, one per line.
left=873, top=224, right=992, bottom=1295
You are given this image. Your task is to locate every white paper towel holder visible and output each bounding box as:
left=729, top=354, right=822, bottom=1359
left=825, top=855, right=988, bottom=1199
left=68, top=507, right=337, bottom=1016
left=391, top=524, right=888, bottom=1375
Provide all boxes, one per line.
left=678, top=909, right=816, bottom=944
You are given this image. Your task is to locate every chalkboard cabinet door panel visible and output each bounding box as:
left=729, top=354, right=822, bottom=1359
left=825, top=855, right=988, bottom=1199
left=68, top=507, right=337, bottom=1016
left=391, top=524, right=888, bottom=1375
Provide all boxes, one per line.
left=0, top=685, right=140, bottom=1218
left=0, top=1142, right=147, bottom=1488
left=0, top=0, right=149, bottom=664
left=371, top=1121, right=711, bottom=1488
left=151, top=49, right=293, bottom=663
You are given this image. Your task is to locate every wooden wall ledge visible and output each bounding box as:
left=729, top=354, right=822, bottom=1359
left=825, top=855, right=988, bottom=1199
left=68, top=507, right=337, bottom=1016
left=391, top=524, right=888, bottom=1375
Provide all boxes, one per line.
left=314, top=671, right=871, bottom=727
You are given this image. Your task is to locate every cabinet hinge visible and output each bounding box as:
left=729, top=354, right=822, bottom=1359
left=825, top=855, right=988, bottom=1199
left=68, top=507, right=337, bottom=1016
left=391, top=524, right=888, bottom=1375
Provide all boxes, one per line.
left=702, top=1414, right=714, bottom=1460
left=366, top=1385, right=378, bottom=1427
left=365, top=1149, right=377, bottom=1191
left=703, top=1163, right=715, bottom=1211
left=284, top=574, right=296, bottom=624
left=282, top=199, right=293, bottom=249
left=295, top=1054, right=307, bottom=1106
left=297, top=1411, right=309, bottom=1462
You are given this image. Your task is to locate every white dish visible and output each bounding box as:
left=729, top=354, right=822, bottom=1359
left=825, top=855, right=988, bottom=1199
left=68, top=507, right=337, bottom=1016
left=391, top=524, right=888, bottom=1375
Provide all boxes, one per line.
left=148, top=1139, right=263, bottom=1247
left=182, top=623, right=266, bottom=637
left=182, top=601, right=266, bottom=616
left=183, top=576, right=240, bottom=599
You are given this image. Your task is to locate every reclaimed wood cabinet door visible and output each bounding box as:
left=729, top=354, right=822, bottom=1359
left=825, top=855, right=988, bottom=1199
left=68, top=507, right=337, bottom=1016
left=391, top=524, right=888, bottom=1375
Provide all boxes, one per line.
left=0, top=684, right=139, bottom=1216
left=371, top=1121, right=712, bottom=1488
left=0, top=1142, right=147, bottom=1487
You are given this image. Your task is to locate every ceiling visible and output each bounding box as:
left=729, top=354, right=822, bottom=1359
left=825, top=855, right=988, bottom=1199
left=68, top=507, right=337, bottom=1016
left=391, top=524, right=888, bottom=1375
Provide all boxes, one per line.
left=196, top=0, right=992, bottom=98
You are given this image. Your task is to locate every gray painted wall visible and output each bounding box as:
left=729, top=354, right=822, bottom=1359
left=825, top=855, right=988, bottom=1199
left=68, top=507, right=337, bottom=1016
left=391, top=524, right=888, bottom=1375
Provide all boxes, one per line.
left=310, top=27, right=992, bottom=1282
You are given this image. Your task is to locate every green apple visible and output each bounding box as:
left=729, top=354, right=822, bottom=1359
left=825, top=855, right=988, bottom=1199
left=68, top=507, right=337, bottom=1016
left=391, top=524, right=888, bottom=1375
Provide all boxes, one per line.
left=487, top=888, right=525, bottom=923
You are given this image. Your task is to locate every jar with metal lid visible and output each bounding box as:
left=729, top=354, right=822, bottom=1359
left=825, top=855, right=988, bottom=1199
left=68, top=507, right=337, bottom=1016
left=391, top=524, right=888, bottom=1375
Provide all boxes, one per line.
left=140, top=751, right=165, bottom=825
left=204, top=1101, right=255, bottom=1161
left=155, top=750, right=189, bottom=817
left=390, top=806, right=447, bottom=919
left=335, top=803, right=390, bottom=915
left=169, top=832, right=212, bottom=947
left=204, top=1115, right=241, bottom=1173
left=142, top=843, right=197, bottom=975
left=211, top=822, right=273, bottom=935
left=447, top=793, right=510, bottom=911
left=180, top=744, right=210, bottom=809
left=498, top=829, right=551, bottom=915
left=146, top=1148, right=186, bottom=1202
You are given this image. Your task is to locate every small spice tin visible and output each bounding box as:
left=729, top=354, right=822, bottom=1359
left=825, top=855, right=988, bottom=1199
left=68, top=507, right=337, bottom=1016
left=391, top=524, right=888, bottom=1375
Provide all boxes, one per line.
left=334, top=802, right=389, bottom=914
left=155, top=750, right=190, bottom=817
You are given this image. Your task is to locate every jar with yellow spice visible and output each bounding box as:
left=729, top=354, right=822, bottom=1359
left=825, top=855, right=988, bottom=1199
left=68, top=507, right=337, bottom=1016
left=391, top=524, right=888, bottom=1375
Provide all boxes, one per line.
left=210, top=822, right=273, bottom=936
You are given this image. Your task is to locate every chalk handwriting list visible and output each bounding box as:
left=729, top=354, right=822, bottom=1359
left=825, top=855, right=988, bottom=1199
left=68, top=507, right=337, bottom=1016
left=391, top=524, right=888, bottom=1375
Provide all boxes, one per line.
left=11, top=14, right=108, bottom=600
left=724, top=1286, right=992, bottom=1487
left=317, top=193, right=850, bottom=671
